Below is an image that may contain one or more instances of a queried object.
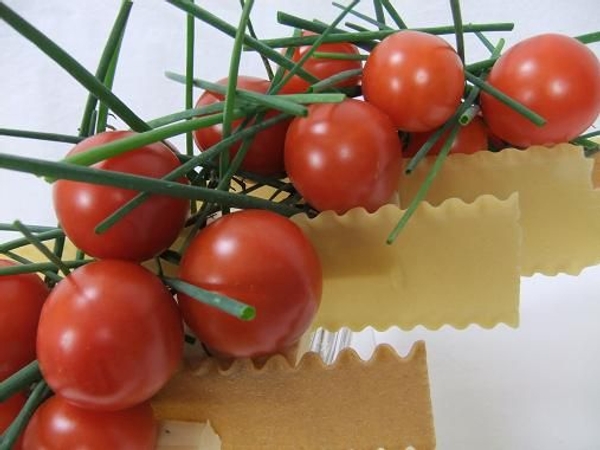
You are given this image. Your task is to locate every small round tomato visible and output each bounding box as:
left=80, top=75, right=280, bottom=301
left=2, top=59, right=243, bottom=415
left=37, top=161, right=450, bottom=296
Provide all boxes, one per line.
left=22, top=396, right=157, bottom=450
left=178, top=210, right=322, bottom=359
left=284, top=99, right=403, bottom=213
left=53, top=130, right=190, bottom=262
left=362, top=30, right=465, bottom=132
left=279, top=31, right=362, bottom=94
left=404, top=116, right=489, bottom=157
left=1, top=392, right=27, bottom=450
left=480, top=34, right=600, bottom=147
left=36, top=260, right=183, bottom=411
left=0, top=259, right=49, bottom=381
left=193, top=75, right=291, bottom=176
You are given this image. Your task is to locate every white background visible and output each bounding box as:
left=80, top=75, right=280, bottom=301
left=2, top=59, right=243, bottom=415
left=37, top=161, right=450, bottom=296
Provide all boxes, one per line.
left=1, top=1, right=599, bottom=449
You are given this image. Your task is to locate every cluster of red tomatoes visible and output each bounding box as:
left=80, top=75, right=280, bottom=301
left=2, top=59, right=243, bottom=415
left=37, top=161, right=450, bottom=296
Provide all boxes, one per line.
left=0, top=136, right=322, bottom=445
left=1, top=13, right=599, bottom=450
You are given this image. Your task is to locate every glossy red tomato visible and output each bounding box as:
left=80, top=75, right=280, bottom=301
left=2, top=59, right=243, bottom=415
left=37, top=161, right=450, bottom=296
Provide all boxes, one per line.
left=36, top=260, right=183, bottom=411
left=279, top=31, right=362, bottom=94
left=178, top=209, right=322, bottom=359
left=0, top=392, right=26, bottom=450
left=284, top=99, right=403, bottom=213
left=22, top=396, right=157, bottom=450
left=362, top=30, right=465, bottom=132
left=193, top=76, right=291, bottom=176
left=53, top=130, right=190, bottom=262
left=404, top=116, right=489, bottom=157
left=0, top=259, right=49, bottom=381
left=480, top=34, right=600, bottom=147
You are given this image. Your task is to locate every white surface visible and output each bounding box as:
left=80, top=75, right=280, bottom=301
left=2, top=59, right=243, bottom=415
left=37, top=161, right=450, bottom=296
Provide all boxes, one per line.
left=0, top=1, right=599, bottom=449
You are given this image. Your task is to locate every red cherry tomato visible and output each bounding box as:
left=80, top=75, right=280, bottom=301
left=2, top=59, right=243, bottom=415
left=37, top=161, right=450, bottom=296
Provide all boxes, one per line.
left=0, top=259, right=48, bottom=381
left=178, top=209, right=322, bottom=359
left=22, top=396, right=157, bottom=450
left=53, top=130, right=190, bottom=262
left=480, top=34, right=600, bottom=147
left=279, top=31, right=362, bottom=94
left=0, top=392, right=27, bottom=450
left=404, top=116, right=489, bottom=157
left=284, top=99, right=403, bottom=213
left=362, top=30, right=465, bottom=132
left=36, top=260, right=183, bottom=411
left=193, top=76, right=291, bottom=176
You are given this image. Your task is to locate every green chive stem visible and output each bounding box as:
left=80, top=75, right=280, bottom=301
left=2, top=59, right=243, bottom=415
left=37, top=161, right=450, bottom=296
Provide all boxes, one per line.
left=0, top=228, right=65, bottom=255
left=309, top=68, right=363, bottom=92
left=575, top=31, right=600, bottom=44
left=79, top=0, right=133, bottom=136
left=372, top=0, right=387, bottom=29
left=12, top=221, right=71, bottom=276
left=240, top=0, right=274, bottom=80
left=0, top=361, right=42, bottom=402
left=0, top=128, right=82, bottom=144
left=0, top=381, right=51, bottom=450
left=164, top=277, right=256, bottom=320
left=388, top=124, right=461, bottom=244
left=0, top=152, right=301, bottom=216
left=465, top=71, right=546, bottom=126
left=331, top=1, right=391, bottom=30
left=379, top=0, right=407, bottom=28
left=449, top=0, right=465, bottom=63
left=312, top=51, right=367, bottom=60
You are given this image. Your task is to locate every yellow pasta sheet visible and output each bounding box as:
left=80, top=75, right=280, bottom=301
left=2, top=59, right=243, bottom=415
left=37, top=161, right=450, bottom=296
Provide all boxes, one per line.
left=398, top=144, right=600, bottom=275
left=291, top=195, right=521, bottom=331
left=152, top=342, right=435, bottom=450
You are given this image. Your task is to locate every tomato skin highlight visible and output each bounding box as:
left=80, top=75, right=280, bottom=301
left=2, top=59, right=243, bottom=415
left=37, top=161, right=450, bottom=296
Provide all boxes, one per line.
left=284, top=99, right=403, bottom=213
left=0, top=392, right=27, bottom=449
left=362, top=30, right=465, bottom=132
left=36, top=260, right=184, bottom=411
left=22, top=396, right=158, bottom=450
left=279, top=31, right=363, bottom=94
left=404, top=116, right=489, bottom=157
left=193, top=75, right=291, bottom=176
left=178, top=210, right=322, bottom=359
left=480, top=33, right=600, bottom=147
left=53, top=130, right=190, bottom=262
left=0, top=259, right=49, bottom=381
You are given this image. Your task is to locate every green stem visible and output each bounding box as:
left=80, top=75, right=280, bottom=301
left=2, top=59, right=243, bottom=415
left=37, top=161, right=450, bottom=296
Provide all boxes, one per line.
left=0, top=152, right=301, bottom=216
left=261, top=22, right=514, bottom=48
left=220, top=0, right=255, bottom=189
left=0, top=228, right=65, bottom=254
left=379, top=0, right=407, bottom=28
left=185, top=1, right=196, bottom=158
left=331, top=1, right=391, bottom=30
left=3, top=251, right=64, bottom=283
left=575, top=31, right=600, bottom=44
left=459, top=105, right=480, bottom=125
left=0, top=361, right=42, bottom=402
left=449, top=0, right=465, bottom=63
left=388, top=124, right=461, bottom=244
left=0, top=3, right=150, bottom=133
left=79, top=0, right=133, bottom=136
left=163, top=277, right=255, bottom=320
left=240, top=0, right=274, bottom=80
left=0, top=223, right=55, bottom=233
left=0, top=381, right=51, bottom=450
left=312, top=51, right=367, bottom=60
left=64, top=110, right=246, bottom=167
left=0, top=128, right=82, bottom=144
left=372, top=0, right=387, bottom=29
left=465, top=71, right=546, bottom=126
left=96, top=30, right=126, bottom=133
left=0, top=260, right=90, bottom=276
left=12, top=221, right=71, bottom=276
left=309, top=68, right=363, bottom=92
